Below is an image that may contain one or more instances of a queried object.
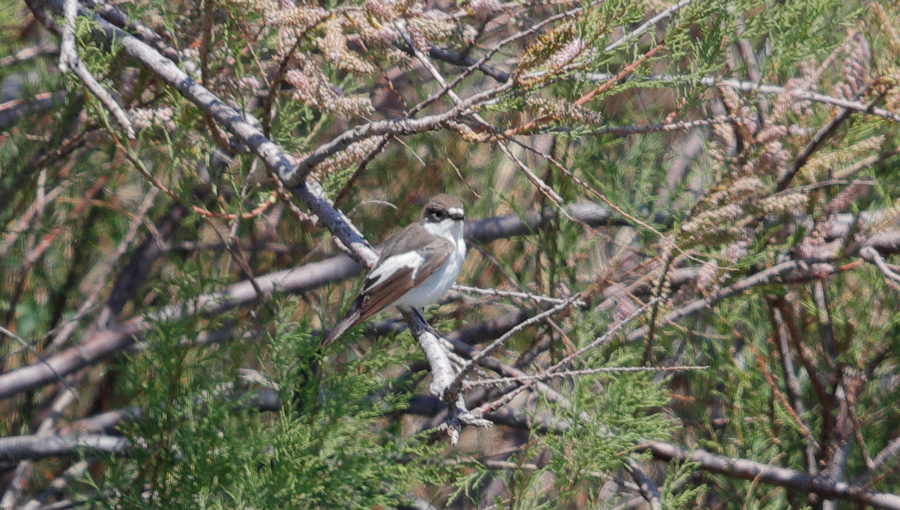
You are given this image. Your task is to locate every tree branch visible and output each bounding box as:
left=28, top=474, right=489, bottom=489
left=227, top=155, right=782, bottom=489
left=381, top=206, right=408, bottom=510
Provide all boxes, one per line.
left=638, top=441, right=900, bottom=510
left=0, top=435, right=128, bottom=463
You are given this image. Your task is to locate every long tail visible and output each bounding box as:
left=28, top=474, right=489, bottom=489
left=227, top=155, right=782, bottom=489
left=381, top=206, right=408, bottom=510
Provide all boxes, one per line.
left=320, top=296, right=364, bottom=348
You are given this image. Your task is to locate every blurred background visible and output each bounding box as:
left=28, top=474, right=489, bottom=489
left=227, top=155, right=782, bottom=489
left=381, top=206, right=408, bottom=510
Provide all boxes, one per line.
left=2, top=0, right=900, bottom=507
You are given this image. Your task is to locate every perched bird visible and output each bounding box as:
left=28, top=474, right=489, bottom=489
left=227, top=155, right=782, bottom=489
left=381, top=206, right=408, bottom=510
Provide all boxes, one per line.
left=321, top=194, right=467, bottom=347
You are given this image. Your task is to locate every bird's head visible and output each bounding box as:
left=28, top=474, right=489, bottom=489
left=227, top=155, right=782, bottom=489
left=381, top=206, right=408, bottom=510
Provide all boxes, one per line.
left=420, top=194, right=465, bottom=238
left=420, top=194, right=465, bottom=223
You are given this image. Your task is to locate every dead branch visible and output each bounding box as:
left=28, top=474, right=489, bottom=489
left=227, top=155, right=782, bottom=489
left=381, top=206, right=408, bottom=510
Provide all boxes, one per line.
left=638, top=441, right=900, bottom=510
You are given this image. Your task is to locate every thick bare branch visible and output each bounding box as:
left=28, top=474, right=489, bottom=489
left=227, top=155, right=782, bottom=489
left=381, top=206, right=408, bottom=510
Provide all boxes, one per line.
left=0, top=435, right=128, bottom=463
left=639, top=441, right=900, bottom=510
left=34, top=0, right=377, bottom=269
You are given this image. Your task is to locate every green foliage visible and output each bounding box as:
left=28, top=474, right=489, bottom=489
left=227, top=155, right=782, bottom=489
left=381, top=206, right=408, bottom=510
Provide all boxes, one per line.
left=84, top=300, right=453, bottom=509
left=659, top=460, right=706, bottom=508
left=544, top=374, right=672, bottom=506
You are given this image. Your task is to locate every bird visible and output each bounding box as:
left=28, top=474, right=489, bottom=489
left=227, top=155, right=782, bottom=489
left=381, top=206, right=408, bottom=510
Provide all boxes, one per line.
left=321, top=194, right=467, bottom=347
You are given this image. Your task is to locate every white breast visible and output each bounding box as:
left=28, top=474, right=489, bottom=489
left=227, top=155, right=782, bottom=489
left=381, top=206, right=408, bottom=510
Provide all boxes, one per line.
left=393, top=219, right=466, bottom=310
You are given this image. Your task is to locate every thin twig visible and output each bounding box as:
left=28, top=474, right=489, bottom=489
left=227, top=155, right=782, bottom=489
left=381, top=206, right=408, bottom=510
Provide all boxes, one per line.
left=578, top=73, right=900, bottom=123
left=42, top=188, right=160, bottom=354
left=854, top=436, right=900, bottom=488
left=453, top=284, right=586, bottom=306
left=543, top=115, right=752, bottom=136
left=860, top=246, right=900, bottom=290
left=776, top=83, right=879, bottom=192
left=473, top=297, right=659, bottom=416
left=396, top=22, right=566, bottom=207
left=462, top=296, right=578, bottom=369
left=462, top=365, right=707, bottom=389
left=765, top=298, right=820, bottom=467
left=0, top=325, right=77, bottom=395
left=506, top=41, right=665, bottom=137
left=70, top=56, right=135, bottom=138
left=608, top=0, right=691, bottom=53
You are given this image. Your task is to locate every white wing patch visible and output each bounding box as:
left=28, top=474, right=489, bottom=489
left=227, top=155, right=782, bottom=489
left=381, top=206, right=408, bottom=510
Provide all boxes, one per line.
left=393, top=237, right=465, bottom=309
left=364, top=251, right=425, bottom=292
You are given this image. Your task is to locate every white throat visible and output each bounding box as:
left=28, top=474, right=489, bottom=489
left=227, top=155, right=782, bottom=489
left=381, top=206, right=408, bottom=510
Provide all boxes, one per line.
left=423, top=218, right=464, bottom=244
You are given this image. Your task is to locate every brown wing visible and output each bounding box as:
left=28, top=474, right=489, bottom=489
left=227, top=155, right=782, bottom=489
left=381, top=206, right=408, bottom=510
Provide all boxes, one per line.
left=357, top=234, right=453, bottom=321
left=357, top=266, right=416, bottom=322
left=320, top=295, right=364, bottom=347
